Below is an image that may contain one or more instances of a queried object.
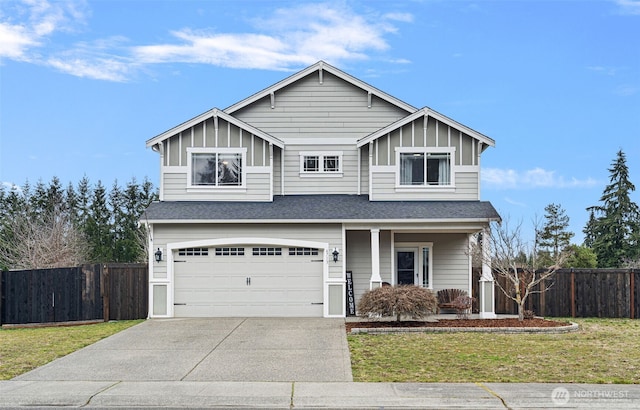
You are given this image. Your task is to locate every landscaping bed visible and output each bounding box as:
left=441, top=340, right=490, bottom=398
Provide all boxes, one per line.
left=346, top=318, right=570, bottom=333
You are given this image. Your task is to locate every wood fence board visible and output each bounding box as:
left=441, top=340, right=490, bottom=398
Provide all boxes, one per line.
left=470, top=268, right=638, bottom=319
left=1, top=263, right=147, bottom=325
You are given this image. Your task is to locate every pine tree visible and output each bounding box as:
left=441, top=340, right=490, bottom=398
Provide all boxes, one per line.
left=85, top=181, right=113, bottom=262
left=537, top=203, right=574, bottom=266
left=584, top=150, right=640, bottom=267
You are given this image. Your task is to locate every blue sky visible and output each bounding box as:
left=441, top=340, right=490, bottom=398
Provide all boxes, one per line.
left=1, top=0, right=639, bottom=244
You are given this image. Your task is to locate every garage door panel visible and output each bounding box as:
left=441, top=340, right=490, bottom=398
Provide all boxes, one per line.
left=173, top=246, right=324, bottom=317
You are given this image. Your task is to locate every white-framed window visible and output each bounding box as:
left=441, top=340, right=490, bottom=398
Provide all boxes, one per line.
left=300, top=151, right=343, bottom=176
left=396, top=147, right=455, bottom=187
left=289, top=247, right=319, bottom=256
left=187, top=147, right=246, bottom=188
left=179, top=248, right=209, bottom=256
left=252, top=247, right=282, bottom=256
left=215, top=247, right=245, bottom=256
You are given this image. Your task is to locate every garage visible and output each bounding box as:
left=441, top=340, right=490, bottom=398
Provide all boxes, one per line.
left=173, top=245, right=324, bottom=317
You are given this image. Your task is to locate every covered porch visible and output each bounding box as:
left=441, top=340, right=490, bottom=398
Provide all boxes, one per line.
left=344, top=225, right=496, bottom=319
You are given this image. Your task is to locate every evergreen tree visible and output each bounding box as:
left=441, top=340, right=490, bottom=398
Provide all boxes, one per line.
left=584, top=150, right=640, bottom=267
left=537, top=203, right=574, bottom=266
left=564, top=244, right=598, bottom=268
left=0, top=176, right=157, bottom=268
left=76, top=175, right=92, bottom=228
left=583, top=209, right=597, bottom=248
left=85, top=181, right=113, bottom=262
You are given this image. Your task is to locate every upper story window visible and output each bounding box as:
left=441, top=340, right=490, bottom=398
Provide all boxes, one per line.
left=300, top=152, right=342, bottom=176
left=396, top=148, right=454, bottom=187
left=187, top=148, right=246, bottom=188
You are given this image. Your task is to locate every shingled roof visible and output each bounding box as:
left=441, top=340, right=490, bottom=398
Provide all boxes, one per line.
left=144, top=195, right=500, bottom=222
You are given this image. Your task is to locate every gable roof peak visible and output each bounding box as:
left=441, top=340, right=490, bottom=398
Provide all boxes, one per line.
left=224, top=60, right=417, bottom=114
left=357, top=106, right=495, bottom=148
left=146, top=107, right=284, bottom=149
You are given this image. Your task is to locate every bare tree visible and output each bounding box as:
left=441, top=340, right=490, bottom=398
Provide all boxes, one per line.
left=478, top=219, right=567, bottom=321
left=0, top=206, right=88, bottom=270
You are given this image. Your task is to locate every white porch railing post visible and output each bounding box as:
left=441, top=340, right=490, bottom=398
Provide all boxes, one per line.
left=370, top=228, right=382, bottom=289
left=479, top=227, right=497, bottom=318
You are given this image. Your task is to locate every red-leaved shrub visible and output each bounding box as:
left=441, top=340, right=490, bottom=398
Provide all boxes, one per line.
left=357, top=285, right=437, bottom=322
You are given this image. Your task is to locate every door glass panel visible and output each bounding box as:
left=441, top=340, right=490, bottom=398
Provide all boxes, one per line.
left=397, top=251, right=415, bottom=285
left=422, top=247, right=430, bottom=288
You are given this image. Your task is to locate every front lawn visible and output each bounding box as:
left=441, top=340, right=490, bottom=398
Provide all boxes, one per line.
left=348, top=318, right=640, bottom=383
left=0, top=320, right=143, bottom=380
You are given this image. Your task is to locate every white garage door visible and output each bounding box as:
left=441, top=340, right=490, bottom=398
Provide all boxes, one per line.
left=173, top=246, right=324, bottom=317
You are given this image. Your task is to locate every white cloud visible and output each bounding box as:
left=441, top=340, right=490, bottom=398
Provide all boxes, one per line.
left=587, top=65, right=623, bottom=76
left=614, top=0, right=640, bottom=15
left=134, top=3, right=402, bottom=71
left=383, top=12, right=414, bottom=23
left=504, top=197, right=527, bottom=207
left=47, top=56, right=132, bottom=82
left=2, top=1, right=412, bottom=80
left=482, top=167, right=598, bottom=190
left=0, top=0, right=87, bottom=61
left=614, top=84, right=639, bottom=96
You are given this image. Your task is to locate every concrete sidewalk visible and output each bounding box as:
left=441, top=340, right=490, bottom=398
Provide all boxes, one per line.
left=1, top=380, right=640, bottom=408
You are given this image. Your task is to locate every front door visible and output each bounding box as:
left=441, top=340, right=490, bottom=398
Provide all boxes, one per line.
left=396, top=249, right=418, bottom=285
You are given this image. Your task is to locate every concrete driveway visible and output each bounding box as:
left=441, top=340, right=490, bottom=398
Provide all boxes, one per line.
left=14, top=317, right=353, bottom=383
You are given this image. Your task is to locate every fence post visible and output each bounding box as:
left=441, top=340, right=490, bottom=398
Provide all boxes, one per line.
left=101, top=264, right=110, bottom=322
left=570, top=268, right=576, bottom=318
left=0, top=270, right=3, bottom=326
left=631, top=269, right=635, bottom=320
left=540, top=277, right=545, bottom=317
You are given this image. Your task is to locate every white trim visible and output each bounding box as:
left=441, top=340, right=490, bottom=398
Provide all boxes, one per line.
left=269, top=143, right=274, bottom=199
left=299, top=151, right=344, bottom=175
left=357, top=107, right=495, bottom=149
left=281, top=146, right=285, bottom=195
left=370, top=228, right=381, bottom=288
left=371, top=165, right=395, bottom=173
left=395, top=146, right=456, bottom=188
left=246, top=166, right=271, bottom=174
left=357, top=146, right=361, bottom=195
left=186, top=147, right=247, bottom=189
left=283, top=137, right=358, bottom=145
left=146, top=108, right=284, bottom=149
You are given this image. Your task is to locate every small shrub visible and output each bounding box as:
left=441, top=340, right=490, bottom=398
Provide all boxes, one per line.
left=452, top=295, right=475, bottom=320
left=357, top=285, right=437, bottom=322
left=523, top=310, right=535, bottom=320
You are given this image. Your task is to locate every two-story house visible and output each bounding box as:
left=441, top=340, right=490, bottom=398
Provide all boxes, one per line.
left=143, top=61, right=500, bottom=319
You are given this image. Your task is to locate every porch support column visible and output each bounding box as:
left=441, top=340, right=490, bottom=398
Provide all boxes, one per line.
left=479, top=227, right=497, bottom=319
left=370, top=228, right=382, bottom=289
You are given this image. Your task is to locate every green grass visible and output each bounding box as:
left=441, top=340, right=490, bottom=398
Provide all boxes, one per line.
left=348, top=318, right=640, bottom=383
left=0, top=320, right=143, bottom=380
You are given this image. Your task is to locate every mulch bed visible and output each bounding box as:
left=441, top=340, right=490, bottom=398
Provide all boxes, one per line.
left=345, top=318, right=571, bottom=333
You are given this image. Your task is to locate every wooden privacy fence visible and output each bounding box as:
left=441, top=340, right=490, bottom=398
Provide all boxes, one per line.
left=473, top=268, right=639, bottom=318
left=0, top=263, right=148, bottom=325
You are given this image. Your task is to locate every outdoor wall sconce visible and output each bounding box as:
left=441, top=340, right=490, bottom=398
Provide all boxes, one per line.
left=332, top=248, right=339, bottom=263
left=155, top=248, right=163, bottom=263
